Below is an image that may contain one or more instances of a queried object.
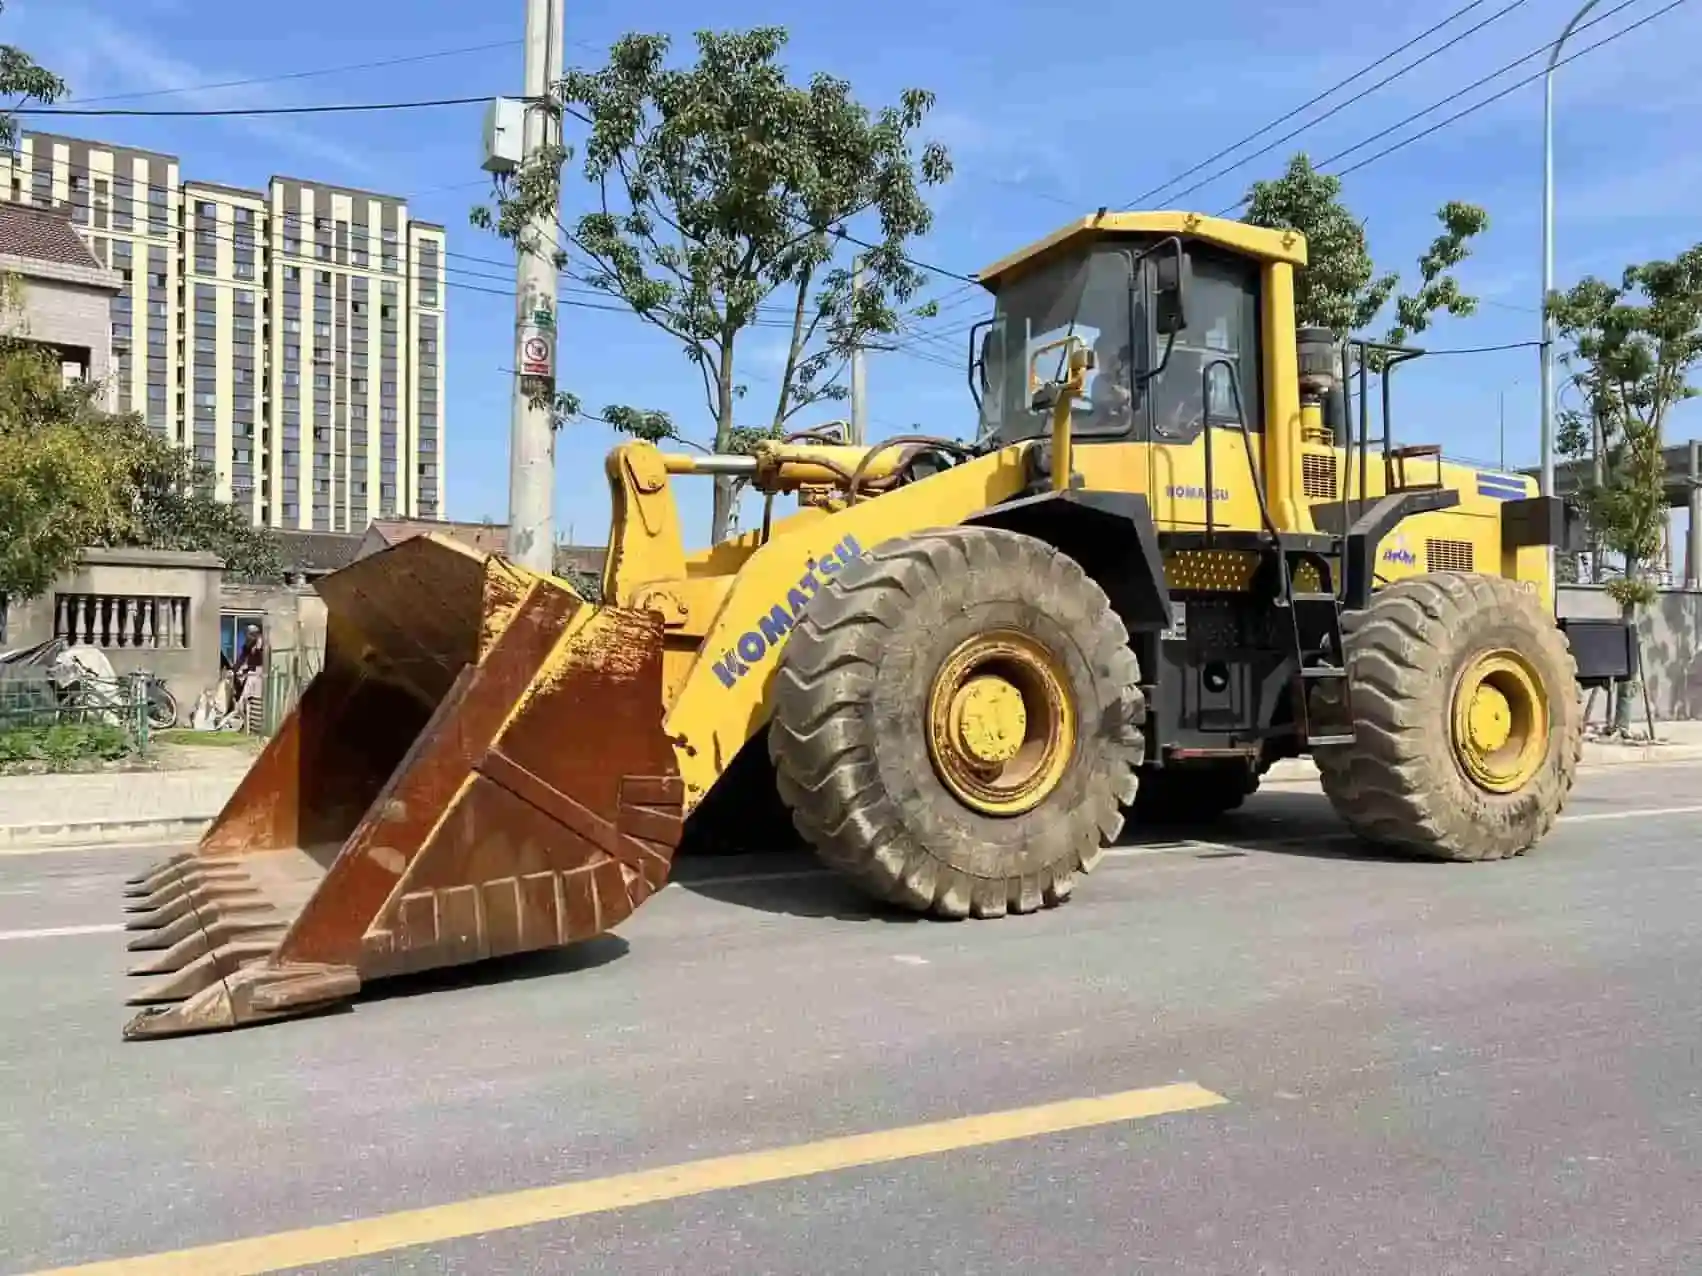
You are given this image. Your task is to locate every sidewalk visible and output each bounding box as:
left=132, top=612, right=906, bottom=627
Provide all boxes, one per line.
left=0, top=762, right=251, bottom=850
left=2, top=723, right=1700, bottom=851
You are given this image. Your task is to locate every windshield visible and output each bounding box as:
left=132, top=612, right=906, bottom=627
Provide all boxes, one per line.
left=975, top=247, right=1140, bottom=448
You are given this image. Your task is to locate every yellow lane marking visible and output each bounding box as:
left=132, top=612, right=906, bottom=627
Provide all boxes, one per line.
left=27, top=1082, right=1226, bottom=1276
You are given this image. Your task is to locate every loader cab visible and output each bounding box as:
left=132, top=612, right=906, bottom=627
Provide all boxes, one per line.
left=971, top=229, right=1266, bottom=451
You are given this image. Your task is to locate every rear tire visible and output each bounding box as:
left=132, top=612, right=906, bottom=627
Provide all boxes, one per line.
left=768, top=526, right=1145, bottom=918
left=1314, top=572, right=1582, bottom=861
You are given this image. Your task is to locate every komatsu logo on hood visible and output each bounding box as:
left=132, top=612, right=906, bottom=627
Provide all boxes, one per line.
left=712, top=534, right=866, bottom=689
left=1382, top=533, right=1417, bottom=566
left=1166, top=483, right=1232, bottom=503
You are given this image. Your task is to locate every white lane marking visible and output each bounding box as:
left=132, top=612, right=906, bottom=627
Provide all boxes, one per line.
left=3, top=809, right=1694, bottom=943
left=0, top=923, right=124, bottom=942
left=1562, top=804, right=1702, bottom=824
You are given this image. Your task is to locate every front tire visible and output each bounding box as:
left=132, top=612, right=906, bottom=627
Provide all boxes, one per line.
left=768, top=526, right=1145, bottom=918
left=1314, top=572, right=1582, bottom=861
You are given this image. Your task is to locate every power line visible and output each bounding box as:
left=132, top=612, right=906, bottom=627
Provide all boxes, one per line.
left=1118, top=0, right=1512, bottom=210
left=1326, top=0, right=1689, bottom=181
left=1132, top=0, right=1535, bottom=212
left=65, top=40, right=523, bottom=106
left=1216, top=0, right=1666, bottom=212
left=16, top=94, right=510, bottom=119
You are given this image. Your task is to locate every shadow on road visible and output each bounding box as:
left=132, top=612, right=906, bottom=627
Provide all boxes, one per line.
left=359, top=934, right=633, bottom=1005
left=674, top=855, right=927, bottom=924
left=665, top=786, right=1429, bottom=922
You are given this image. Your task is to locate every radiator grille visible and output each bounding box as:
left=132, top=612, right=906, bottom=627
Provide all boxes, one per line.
left=1302, top=453, right=1337, bottom=499
left=1426, top=538, right=1474, bottom=573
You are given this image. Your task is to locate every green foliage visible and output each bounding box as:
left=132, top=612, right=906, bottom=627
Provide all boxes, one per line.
left=0, top=723, right=131, bottom=770
left=0, top=336, right=283, bottom=600
left=0, top=3, right=66, bottom=151
left=475, top=26, right=952, bottom=541
left=128, top=432, right=285, bottom=584
left=1240, top=154, right=1487, bottom=348
left=1550, top=246, right=1702, bottom=616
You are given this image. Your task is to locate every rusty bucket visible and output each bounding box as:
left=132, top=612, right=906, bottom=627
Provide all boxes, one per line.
left=120, top=535, right=685, bottom=1040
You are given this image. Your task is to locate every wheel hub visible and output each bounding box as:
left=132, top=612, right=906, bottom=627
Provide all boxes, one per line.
left=926, top=630, right=1076, bottom=817
left=1450, top=649, right=1548, bottom=794
left=949, top=676, right=1026, bottom=766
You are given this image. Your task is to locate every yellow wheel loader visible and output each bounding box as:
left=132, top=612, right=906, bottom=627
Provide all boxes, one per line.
left=118, top=210, right=1626, bottom=1041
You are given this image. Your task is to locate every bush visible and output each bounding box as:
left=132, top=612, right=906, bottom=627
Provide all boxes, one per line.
left=0, top=722, right=132, bottom=770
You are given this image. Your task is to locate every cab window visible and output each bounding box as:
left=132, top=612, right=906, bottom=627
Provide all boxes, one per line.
left=976, top=248, right=1139, bottom=447
left=1147, top=248, right=1262, bottom=442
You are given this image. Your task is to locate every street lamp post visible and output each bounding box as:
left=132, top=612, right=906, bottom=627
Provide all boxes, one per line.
left=1539, top=0, right=1603, bottom=505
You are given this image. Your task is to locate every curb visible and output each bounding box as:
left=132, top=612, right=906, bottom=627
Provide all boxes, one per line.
left=0, top=815, right=213, bottom=852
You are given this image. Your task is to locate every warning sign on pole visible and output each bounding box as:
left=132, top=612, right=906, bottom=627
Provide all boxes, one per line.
left=518, top=326, right=554, bottom=379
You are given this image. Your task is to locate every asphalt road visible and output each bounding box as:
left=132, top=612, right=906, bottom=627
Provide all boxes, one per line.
left=1, top=764, right=1700, bottom=1274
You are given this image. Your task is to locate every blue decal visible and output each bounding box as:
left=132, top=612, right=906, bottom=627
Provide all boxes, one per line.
left=713, top=534, right=867, bottom=689
left=1476, top=472, right=1529, bottom=501
left=1166, top=483, right=1232, bottom=503
left=1381, top=533, right=1417, bottom=567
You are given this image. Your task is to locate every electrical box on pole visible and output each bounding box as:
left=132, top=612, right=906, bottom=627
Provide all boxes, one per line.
left=482, top=97, right=525, bottom=174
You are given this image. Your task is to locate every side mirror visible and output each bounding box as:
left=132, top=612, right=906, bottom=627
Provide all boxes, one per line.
left=978, top=328, right=1000, bottom=391
left=1153, top=242, right=1188, bottom=336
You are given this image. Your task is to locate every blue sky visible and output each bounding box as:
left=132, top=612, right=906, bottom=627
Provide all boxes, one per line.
left=8, top=0, right=1701, bottom=556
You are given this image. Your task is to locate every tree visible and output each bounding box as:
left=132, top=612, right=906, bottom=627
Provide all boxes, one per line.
left=475, top=27, right=952, bottom=542
left=0, top=35, right=282, bottom=598
left=1239, top=153, right=1488, bottom=349
left=0, top=2, right=66, bottom=151
left=1550, top=247, right=1702, bottom=730
left=0, top=328, right=283, bottom=599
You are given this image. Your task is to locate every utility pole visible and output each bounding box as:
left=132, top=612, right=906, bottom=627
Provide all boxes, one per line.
left=1540, top=0, right=1603, bottom=584
left=1498, top=391, right=1507, bottom=471
left=849, top=255, right=867, bottom=446
left=507, top=0, right=565, bottom=573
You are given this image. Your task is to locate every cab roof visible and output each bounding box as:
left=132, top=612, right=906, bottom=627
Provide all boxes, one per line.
left=973, top=210, right=1309, bottom=293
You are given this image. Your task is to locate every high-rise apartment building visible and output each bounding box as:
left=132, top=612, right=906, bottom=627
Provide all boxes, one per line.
left=1, top=130, right=446, bottom=530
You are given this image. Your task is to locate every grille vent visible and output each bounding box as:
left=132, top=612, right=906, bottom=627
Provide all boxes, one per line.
left=1302, top=453, right=1337, bottom=499
left=1426, top=538, right=1474, bottom=573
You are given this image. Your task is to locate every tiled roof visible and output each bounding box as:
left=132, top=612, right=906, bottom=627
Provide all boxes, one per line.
left=274, top=530, right=364, bottom=575
left=0, top=202, right=101, bottom=270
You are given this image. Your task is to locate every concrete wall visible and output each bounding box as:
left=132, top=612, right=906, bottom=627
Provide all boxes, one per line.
left=1, top=258, right=122, bottom=411
left=3, top=548, right=225, bottom=720
left=1558, top=585, right=1702, bottom=722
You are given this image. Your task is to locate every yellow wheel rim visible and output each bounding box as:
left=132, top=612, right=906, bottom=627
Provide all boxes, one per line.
left=926, top=630, right=1076, bottom=817
left=1450, top=648, right=1549, bottom=794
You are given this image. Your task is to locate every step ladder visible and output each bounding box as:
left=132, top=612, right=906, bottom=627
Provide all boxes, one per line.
left=1281, top=588, right=1357, bottom=747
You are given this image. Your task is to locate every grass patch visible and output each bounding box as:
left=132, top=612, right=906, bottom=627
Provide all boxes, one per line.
left=0, top=723, right=132, bottom=770
left=153, top=729, right=255, bottom=748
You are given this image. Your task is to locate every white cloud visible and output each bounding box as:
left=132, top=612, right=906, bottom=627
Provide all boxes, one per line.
left=56, top=5, right=376, bottom=182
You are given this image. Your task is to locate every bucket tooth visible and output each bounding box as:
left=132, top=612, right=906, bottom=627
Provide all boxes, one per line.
left=125, top=885, right=262, bottom=932
left=125, top=899, right=276, bottom=952
left=123, top=960, right=361, bottom=1040
left=125, top=876, right=257, bottom=914
left=123, top=864, right=246, bottom=899
left=128, top=919, right=288, bottom=976
left=125, top=852, right=192, bottom=887
left=124, top=939, right=279, bottom=1006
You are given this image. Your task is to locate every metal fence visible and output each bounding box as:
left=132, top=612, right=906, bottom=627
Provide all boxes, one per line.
left=0, top=661, right=153, bottom=759
left=259, top=646, right=324, bottom=737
